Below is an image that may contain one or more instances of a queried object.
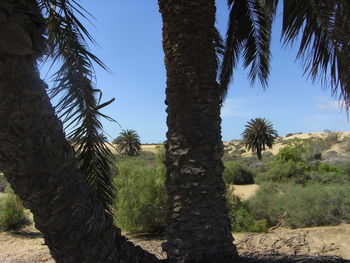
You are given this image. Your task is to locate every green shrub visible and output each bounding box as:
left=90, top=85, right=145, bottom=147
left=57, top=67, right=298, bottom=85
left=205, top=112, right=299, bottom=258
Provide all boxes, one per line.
left=248, top=161, right=267, bottom=174
left=0, top=187, right=29, bottom=230
left=256, top=160, right=309, bottom=184
left=223, top=162, right=254, bottom=185
left=307, top=171, right=349, bottom=184
left=226, top=191, right=268, bottom=233
left=335, top=160, right=350, bottom=175
left=275, top=139, right=306, bottom=163
left=114, top=157, right=167, bottom=233
left=305, top=163, right=349, bottom=184
left=248, top=183, right=350, bottom=228
left=231, top=206, right=268, bottom=232
left=316, top=162, right=344, bottom=174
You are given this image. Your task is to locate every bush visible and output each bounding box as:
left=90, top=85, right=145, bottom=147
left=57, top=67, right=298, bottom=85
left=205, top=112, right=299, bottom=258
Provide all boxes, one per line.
left=223, top=162, right=254, bottom=185
left=335, top=160, right=350, bottom=175
left=226, top=191, right=268, bottom=233
left=248, top=183, right=350, bottom=228
left=316, top=162, right=344, bottom=174
left=114, top=155, right=167, bottom=233
left=275, top=139, right=306, bottom=163
left=256, top=160, right=309, bottom=184
left=248, top=161, right=267, bottom=174
left=0, top=187, right=29, bottom=230
left=307, top=171, right=349, bottom=184
left=231, top=205, right=268, bottom=233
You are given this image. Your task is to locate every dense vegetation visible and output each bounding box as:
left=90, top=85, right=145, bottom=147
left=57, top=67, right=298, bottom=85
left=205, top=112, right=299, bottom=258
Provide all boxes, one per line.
left=224, top=133, right=350, bottom=231
left=1, top=132, right=350, bottom=234
left=113, top=151, right=167, bottom=233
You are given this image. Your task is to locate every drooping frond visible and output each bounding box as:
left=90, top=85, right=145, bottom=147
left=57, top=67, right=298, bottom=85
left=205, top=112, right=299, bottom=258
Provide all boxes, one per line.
left=282, top=0, right=350, bottom=109
left=219, top=0, right=278, bottom=100
left=213, top=26, right=224, bottom=76
left=38, top=0, right=116, bottom=213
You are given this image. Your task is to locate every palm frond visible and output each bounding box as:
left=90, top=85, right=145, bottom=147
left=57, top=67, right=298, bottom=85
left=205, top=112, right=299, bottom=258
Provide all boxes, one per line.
left=213, top=26, right=224, bottom=79
left=219, top=0, right=278, bottom=100
left=38, top=0, right=116, bottom=213
left=282, top=0, right=350, bottom=109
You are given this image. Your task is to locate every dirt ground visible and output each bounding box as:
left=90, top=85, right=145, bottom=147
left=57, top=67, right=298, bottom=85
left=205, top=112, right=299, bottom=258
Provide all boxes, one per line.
left=1, top=223, right=350, bottom=262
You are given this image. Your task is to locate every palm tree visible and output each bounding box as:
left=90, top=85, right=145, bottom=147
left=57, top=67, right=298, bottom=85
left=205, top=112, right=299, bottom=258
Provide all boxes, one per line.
left=0, top=1, right=157, bottom=262
left=159, top=0, right=350, bottom=261
left=1, top=0, right=350, bottom=262
left=114, top=129, right=142, bottom=156
left=241, top=118, right=278, bottom=160
left=158, top=1, right=238, bottom=262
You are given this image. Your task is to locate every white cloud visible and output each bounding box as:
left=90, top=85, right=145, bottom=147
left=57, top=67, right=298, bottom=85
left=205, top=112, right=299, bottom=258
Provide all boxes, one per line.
left=314, top=96, right=344, bottom=111
left=221, top=98, right=258, bottom=118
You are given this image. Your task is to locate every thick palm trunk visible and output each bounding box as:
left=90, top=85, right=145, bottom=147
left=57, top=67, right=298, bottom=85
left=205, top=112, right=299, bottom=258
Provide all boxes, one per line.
left=0, top=2, right=158, bottom=262
left=158, top=1, right=239, bottom=262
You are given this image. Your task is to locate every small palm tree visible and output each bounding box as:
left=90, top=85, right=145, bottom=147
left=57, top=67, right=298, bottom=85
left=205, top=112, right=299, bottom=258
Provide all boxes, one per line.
left=115, top=129, right=141, bottom=156
left=241, top=118, right=278, bottom=160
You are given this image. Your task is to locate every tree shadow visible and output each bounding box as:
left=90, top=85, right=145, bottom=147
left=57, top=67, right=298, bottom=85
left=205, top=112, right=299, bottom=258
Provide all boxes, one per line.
left=241, top=254, right=350, bottom=263
left=9, top=230, right=43, bottom=239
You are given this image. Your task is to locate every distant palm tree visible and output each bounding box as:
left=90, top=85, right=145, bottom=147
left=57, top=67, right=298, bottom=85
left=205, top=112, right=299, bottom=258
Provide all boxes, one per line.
left=115, top=129, right=141, bottom=156
left=241, top=118, right=278, bottom=160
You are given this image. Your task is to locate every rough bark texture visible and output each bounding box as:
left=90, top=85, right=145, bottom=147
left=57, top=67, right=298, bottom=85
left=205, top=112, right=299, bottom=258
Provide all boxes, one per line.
left=158, top=0, right=239, bottom=262
left=0, top=1, right=158, bottom=262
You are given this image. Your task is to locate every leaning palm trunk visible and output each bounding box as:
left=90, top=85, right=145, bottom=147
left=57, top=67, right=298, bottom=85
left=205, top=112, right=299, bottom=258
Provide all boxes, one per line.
left=158, top=0, right=238, bottom=262
left=0, top=1, right=157, bottom=262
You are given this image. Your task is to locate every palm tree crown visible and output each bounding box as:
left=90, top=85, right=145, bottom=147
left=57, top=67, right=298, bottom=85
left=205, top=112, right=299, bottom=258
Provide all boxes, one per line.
left=114, top=129, right=141, bottom=157
left=241, top=118, right=278, bottom=160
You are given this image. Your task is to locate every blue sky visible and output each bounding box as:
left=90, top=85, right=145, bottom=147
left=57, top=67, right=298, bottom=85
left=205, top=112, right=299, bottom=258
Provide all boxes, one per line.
left=41, top=1, right=349, bottom=143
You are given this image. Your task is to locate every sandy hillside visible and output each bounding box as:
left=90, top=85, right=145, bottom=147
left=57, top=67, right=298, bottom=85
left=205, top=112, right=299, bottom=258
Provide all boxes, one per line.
left=108, top=144, right=163, bottom=154
left=227, top=131, right=350, bottom=157
left=141, top=144, right=163, bottom=153
left=127, top=131, right=350, bottom=156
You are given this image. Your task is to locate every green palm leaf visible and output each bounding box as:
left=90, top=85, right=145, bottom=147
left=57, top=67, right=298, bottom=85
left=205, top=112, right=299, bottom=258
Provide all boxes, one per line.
left=219, top=0, right=277, bottom=99
left=281, top=0, right=350, bottom=107
left=37, top=0, right=116, bottom=214
left=221, top=0, right=350, bottom=109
